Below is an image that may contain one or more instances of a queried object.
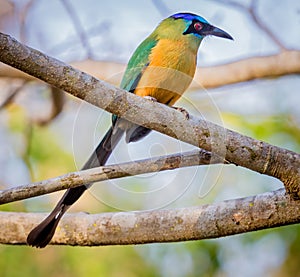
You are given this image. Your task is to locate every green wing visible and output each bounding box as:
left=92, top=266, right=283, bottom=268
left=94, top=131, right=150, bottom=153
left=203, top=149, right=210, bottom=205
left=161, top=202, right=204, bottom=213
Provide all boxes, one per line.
left=112, top=36, right=157, bottom=125
left=120, top=36, right=158, bottom=91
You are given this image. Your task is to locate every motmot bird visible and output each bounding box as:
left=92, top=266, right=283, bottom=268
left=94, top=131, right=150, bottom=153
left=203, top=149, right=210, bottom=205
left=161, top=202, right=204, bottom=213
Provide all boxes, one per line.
left=27, top=12, right=233, bottom=248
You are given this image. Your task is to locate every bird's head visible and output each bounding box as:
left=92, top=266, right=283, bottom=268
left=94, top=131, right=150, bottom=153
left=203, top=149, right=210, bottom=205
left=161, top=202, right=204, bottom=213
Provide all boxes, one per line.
left=154, top=12, right=233, bottom=43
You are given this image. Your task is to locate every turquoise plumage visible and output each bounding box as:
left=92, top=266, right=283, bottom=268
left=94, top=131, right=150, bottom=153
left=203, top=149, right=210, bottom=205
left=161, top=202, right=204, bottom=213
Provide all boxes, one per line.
left=27, top=12, right=233, bottom=247
left=120, top=37, right=158, bottom=91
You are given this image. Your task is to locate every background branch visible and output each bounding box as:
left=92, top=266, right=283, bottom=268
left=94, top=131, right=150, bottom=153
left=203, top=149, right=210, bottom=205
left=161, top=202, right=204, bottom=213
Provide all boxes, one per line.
left=193, top=51, right=300, bottom=89
left=0, top=189, right=299, bottom=246
left=0, top=50, right=299, bottom=89
left=60, top=0, right=94, bottom=58
left=0, top=32, right=299, bottom=197
left=248, top=0, right=286, bottom=50
left=214, top=0, right=287, bottom=50
left=151, top=0, right=170, bottom=17
left=34, top=86, right=66, bottom=126
left=0, top=79, right=27, bottom=109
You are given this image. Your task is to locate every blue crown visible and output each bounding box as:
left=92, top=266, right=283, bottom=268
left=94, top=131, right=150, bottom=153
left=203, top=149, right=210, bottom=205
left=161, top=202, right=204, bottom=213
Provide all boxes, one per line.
left=171, top=12, right=208, bottom=24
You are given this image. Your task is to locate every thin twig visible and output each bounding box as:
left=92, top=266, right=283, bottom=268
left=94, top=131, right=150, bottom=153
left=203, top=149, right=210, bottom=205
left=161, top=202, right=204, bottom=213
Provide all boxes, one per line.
left=60, top=0, right=94, bottom=57
left=0, top=80, right=27, bottom=109
left=0, top=149, right=226, bottom=205
left=249, top=0, right=286, bottom=51
left=19, top=0, right=35, bottom=43
left=35, top=86, right=65, bottom=125
left=151, top=0, right=170, bottom=17
left=213, top=0, right=287, bottom=50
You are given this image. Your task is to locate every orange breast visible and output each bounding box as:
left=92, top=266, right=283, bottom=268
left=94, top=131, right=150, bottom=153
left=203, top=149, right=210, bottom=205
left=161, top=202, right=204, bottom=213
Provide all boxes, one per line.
left=134, top=39, right=197, bottom=106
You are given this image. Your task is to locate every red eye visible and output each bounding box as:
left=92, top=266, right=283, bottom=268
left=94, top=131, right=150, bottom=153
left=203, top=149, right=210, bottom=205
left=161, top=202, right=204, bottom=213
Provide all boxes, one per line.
left=194, top=22, right=203, bottom=31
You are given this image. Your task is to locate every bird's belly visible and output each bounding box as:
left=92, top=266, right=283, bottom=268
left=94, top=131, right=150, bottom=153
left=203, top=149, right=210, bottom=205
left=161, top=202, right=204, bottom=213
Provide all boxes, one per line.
left=134, top=65, right=193, bottom=105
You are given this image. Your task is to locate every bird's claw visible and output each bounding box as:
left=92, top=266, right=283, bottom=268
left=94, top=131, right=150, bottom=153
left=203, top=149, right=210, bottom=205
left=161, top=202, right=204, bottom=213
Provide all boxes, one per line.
left=143, top=96, right=157, bottom=102
left=173, top=106, right=190, bottom=119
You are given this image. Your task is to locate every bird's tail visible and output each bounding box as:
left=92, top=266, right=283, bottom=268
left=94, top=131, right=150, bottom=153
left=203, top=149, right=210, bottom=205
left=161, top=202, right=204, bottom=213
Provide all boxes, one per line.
left=27, top=126, right=124, bottom=248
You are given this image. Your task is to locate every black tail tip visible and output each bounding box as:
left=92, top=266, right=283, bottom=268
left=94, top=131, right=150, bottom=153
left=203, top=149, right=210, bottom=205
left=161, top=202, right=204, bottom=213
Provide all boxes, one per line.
left=27, top=228, right=53, bottom=248
left=26, top=213, right=61, bottom=248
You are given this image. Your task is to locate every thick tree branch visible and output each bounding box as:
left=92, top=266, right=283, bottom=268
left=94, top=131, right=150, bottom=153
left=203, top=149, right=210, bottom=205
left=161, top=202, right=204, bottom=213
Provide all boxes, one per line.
left=0, top=189, right=299, bottom=246
left=0, top=51, right=299, bottom=89
left=0, top=149, right=225, bottom=205
left=0, top=32, right=299, bottom=197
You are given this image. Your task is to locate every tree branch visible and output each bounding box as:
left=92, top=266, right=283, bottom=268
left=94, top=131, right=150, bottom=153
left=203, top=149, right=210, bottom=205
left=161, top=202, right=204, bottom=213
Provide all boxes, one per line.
left=1, top=51, right=299, bottom=89
left=0, top=32, right=299, bottom=197
left=1, top=189, right=299, bottom=246
left=0, top=149, right=226, bottom=205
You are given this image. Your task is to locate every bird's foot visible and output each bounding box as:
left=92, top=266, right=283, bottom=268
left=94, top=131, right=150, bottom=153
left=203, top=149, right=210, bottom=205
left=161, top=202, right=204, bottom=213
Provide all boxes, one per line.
left=172, top=106, right=190, bottom=119
left=143, top=96, right=157, bottom=102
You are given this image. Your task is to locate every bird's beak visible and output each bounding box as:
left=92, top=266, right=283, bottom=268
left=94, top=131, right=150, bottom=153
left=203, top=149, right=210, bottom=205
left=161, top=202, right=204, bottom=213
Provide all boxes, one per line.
left=202, top=25, right=233, bottom=40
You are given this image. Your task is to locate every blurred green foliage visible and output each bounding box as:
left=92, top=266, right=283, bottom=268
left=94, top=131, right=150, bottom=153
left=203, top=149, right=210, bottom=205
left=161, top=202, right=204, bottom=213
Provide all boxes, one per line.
left=223, top=113, right=300, bottom=152
left=0, top=245, right=159, bottom=277
left=8, top=104, right=75, bottom=181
